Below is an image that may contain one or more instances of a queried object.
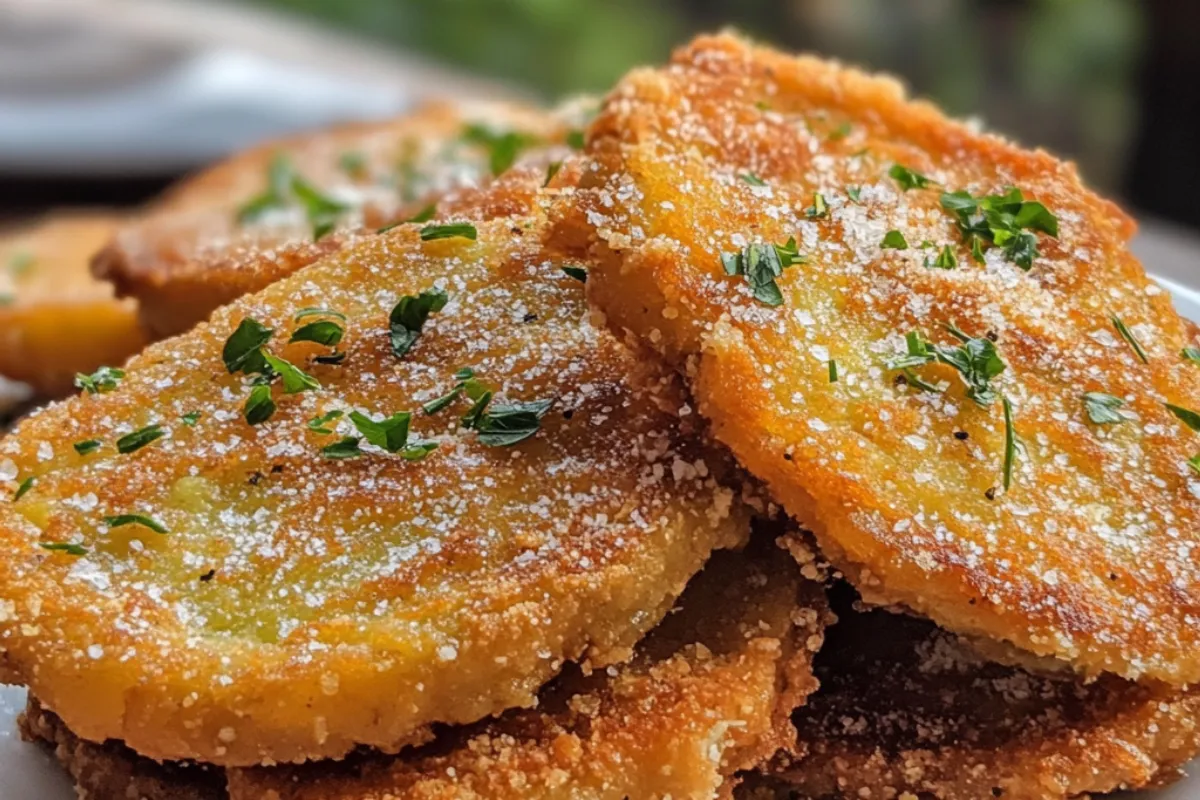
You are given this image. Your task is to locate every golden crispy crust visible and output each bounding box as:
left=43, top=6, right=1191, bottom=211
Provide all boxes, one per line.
left=21, top=542, right=830, bottom=800
left=0, top=213, right=146, bottom=397
left=0, top=216, right=748, bottom=765
left=761, top=590, right=1200, bottom=799
left=571, top=32, right=1200, bottom=683
left=94, top=100, right=584, bottom=339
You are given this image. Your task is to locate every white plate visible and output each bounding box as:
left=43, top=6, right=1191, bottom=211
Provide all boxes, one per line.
left=1, top=271, right=1199, bottom=799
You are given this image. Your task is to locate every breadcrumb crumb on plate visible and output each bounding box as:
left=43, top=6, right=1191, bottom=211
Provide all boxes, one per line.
left=572, top=32, right=1200, bottom=684
left=0, top=217, right=748, bottom=765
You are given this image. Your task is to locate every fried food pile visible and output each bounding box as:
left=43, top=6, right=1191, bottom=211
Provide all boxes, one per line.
left=2, top=32, right=1198, bottom=800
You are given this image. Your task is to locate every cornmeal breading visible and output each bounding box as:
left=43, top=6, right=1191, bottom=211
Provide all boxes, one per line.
left=21, top=542, right=830, bottom=800
left=94, top=100, right=584, bottom=339
left=760, top=589, right=1200, bottom=799
left=0, top=216, right=748, bottom=765
left=569, top=32, right=1200, bottom=683
left=0, top=213, right=145, bottom=397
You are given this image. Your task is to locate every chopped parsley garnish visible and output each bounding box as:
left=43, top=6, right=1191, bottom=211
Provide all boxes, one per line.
left=1189, top=454, right=1200, bottom=476
left=566, top=129, right=585, bottom=150
left=926, top=245, right=957, bottom=269
left=562, top=266, right=588, bottom=283
left=720, top=237, right=808, bottom=307
left=407, top=204, right=437, bottom=224
left=846, top=185, right=862, bottom=204
left=741, top=172, right=766, bottom=187
left=289, top=319, right=344, bottom=347
left=463, top=124, right=538, bottom=175
left=1183, top=347, right=1200, bottom=365
left=544, top=161, right=563, bottom=187
left=1002, top=396, right=1017, bottom=490
left=223, top=318, right=275, bottom=375
left=805, top=193, right=829, bottom=219
left=464, top=398, right=553, bottom=447
left=939, top=186, right=1059, bottom=270
left=902, top=368, right=943, bottom=393
left=306, top=409, right=343, bottom=434
left=13, top=476, right=34, bottom=501
left=322, top=436, right=363, bottom=459
left=390, top=288, right=449, bottom=358
left=401, top=440, right=438, bottom=461
left=116, top=424, right=164, bottom=454
left=243, top=384, right=276, bottom=425
left=887, top=327, right=1005, bottom=406
left=338, top=150, right=367, bottom=178
left=828, top=359, right=838, bottom=383
left=419, top=222, right=477, bottom=242
left=349, top=411, right=412, bottom=453
left=263, top=353, right=320, bottom=394
left=1083, top=392, right=1126, bottom=425
left=1165, top=403, right=1200, bottom=432
left=422, top=368, right=488, bottom=416
left=236, top=153, right=293, bottom=223
left=236, top=154, right=350, bottom=239
left=180, top=411, right=201, bottom=426
left=314, top=351, right=347, bottom=365
left=881, top=230, right=908, bottom=250
left=74, top=366, right=125, bottom=395
left=104, top=514, right=168, bottom=534
left=829, top=122, right=853, bottom=141
left=295, top=307, right=346, bottom=322
left=7, top=251, right=34, bottom=276
left=888, top=164, right=934, bottom=191
left=39, top=542, right=86, bottom=556
left=1111, top=315, right=1149, bottom=364
left=73, top=439, right=101, bottom=455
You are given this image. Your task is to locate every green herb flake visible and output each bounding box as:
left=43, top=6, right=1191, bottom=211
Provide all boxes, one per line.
left=322, top=436, right=363, bottom=459
left=306, top=409, right=343, bottom=434
left=805, top=192, right=829, bottom=219
left=463, top=124, right=539, bottom=175
left=740, top=172, right=766, bottom=187
left=1182, top=347, right=1200, bottom=366
left=223, top=318, right=275, bottom=375
left=1002, top=396, right=1017, bottom=490
left=881, top=230, right=909, bottom=250
left=1165, top=402, right=1200, bottom=433
left=566, top=129, right=585, bottom=150
left=104, top=514, right=168, bottom=534
left=1189, top=454, right=1200, bottom=476
left=1111, top=315, right=1149, bottom=364
left=236, top=153, right=294, bottom=224
left=74, top=366, right=125, bottom=395
left=349, top=411, right=412, bottom=453
left=719, top=237, right=808, bottom=307
left=243, top=384, right=276, bottom=426
left=939, top=186, right=1059, bottom=271
left=927, top=245, right=957, bottom=270
left=419, top=223, right=477, bottom=242
left=887, top=326, right=1006, bottom=407
left=13, top=476, right=34, bottom=501
left=180, top=411, right=201, bottom=426
left=468, top=398, right=553, bottom=447
left=829, top=122, right=853, bottom=141
left=846, top=186, right=862, bottom=204
left=1083, top=392, right=1126, bottom=425
left=73, top=439, right=102, bottom=455
left=543, top=161, right=563, bottom=187
left=390, top=288, right=449, bottom=358
left=314, top=351, right=347, bottom=365
left=888, top=164, right=934, bottom=191
left=406, top=204, right=437, bottom=225
left=401, top=440, right=439, bottom=461
left=116, top=424, right=164, bottom=454
left=263, top=353, right=320, bottom=394
left=39, top=542, right=87, bottom=556
left=562, top=266, right=588, bottom=283
left=828, top=359, right=838, bottom=383
left=289, top=319, right=344, bottom=347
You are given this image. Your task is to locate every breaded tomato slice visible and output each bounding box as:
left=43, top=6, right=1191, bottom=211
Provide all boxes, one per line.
left=94, top=100, right=586, bottom=339
left=758, top=589, right=1200, bottom=799
left=0, top=213, right=146, bottom=397
left=572, top=32, right=1200, bottom=683
left=0, top=216, right=748, bottom=765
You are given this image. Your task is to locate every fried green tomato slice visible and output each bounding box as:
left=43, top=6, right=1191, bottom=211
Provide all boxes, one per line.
left=0, top=217, right=748, bottom=765
left=93, top=99, right=587, bottom=339
left=755, top=590, right=1200, bottom=799
left=570, top=32, right=1200, bottom=683
left=21, top=542, right=829, bottom=800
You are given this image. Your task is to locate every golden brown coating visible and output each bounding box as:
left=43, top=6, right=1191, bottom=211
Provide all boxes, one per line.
left=0, top=216, right=748, bottom=765
left=0, top=213, right=146, bottom=396
left=94, top=100, right=585, bottom=339
left=20, top=542, right=830, bottom=800
left=570, top=32, right=1200, bottom=682
left=759, top=589, right=1200, bottom=799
